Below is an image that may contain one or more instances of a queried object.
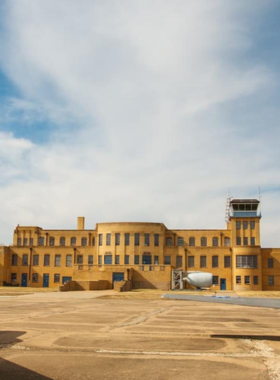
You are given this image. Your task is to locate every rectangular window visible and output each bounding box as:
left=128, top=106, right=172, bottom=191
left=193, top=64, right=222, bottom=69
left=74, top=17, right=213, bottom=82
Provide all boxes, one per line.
left=44, top=254, right=50, bottom=266
left=243, top=221, right=248, bottom=230
left=177, top=237, right=184, bottom=246
left=134, top=255, right=139, bottom=265
left=98, top=255, right=102, bottom=265
left=22, top=254, right=28, bottom=266
left=149, top=266, right=154, bottom=271
left=224, top=256, right=231, bottom=268
left=213, top=276, right=219, bottom=285
left=125, top=233, right=130, bottom=246
left=104, top=255, right=112, bottom=265
left=88, top=255, right=93, bottom=265
left=23, top=238, right=28, bottom=246
left=33, top=254, right=39, bottom=266
left=236, top=237, right=241, bottom=246
left=49, top=237, right=55, bottom=246
left=17, top=238, right=21, bottom=246
left=135, top=233, right=140, bottom=246
left=106, top=233, right=111, bottom=246
left=244, top=276, right=250, bottom=284
left=250, top=221, right=255, bottom=229
left=11, top=254, right=18, bottom=266
left=66, top=255, right=72, bottom=267
left=164, top=256, right=171, bottom=265
left=55, top=255, right=61, bottom=267
left=54, top=274, right=60, bottom=283
left=154, top=255, right=159, bottom=265
left=268, top=258, right=274, bottom=268
left=29, top=238, right=33, bottom=247
left=166, top=237, right=172, bottom=246
left=115, top=255, right=120, bottom=265
left=81, top=237, right=87, bottom=246
left=200, top=256, right=206, bottom=268
left=268, top=276, right=274, bottom=286
left=115, top=233, right=120, bottom=246
left=92, top=237, right=95, bottom=246
left=188, top=256, right=194, bottom=267
left=142, top=254, right=152, bottom=265
left=236, top=221, right=241, bottom=230
left=243, top=237, right=248, bottom=246
left=38, top=237, right=44, bottom=246
left=176, top=256, right=183, bottom=268
left=99, top=234, right=103, bottom=246
left=32, top=273, right=39, bottom=283
left=154, top=234, right=159, bottom=246
left=11, top=273, right=17, bottom=282
left=236, top=255, right=258, bottom=269
left=253, top=276, right=258, bottom=285
left=251, top=237, right=256, bottom=246
left=125, top=255, right=130, bottom=265
left=77, top=255, right=83, bottom=264
left=212, top=256, right=219, bottom=268
left=236, top=275, right=241, bottom=284
left=144, top=234, right=150, bottom=246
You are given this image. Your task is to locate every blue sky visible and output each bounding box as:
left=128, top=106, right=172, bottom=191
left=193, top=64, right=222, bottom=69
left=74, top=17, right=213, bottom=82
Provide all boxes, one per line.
left=0, top=0, right=280, bottom=246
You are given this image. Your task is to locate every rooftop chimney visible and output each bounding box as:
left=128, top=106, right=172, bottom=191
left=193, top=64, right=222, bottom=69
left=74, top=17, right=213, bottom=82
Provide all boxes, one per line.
left=77, top=217, right=85, bottom=230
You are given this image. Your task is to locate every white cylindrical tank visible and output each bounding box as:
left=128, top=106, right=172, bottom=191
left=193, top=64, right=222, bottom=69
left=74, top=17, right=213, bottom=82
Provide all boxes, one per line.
left=183, top=271, right=213, bottom=288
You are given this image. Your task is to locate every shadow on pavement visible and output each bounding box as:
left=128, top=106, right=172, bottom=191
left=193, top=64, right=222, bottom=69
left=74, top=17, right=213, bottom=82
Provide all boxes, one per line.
left=211, top=334, right=280, bottom=341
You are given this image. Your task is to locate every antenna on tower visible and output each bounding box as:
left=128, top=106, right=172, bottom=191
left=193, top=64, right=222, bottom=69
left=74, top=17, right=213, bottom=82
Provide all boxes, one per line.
left=258, top=187, right=262, bottom=216
left=225, top=192, right=232, bottom=222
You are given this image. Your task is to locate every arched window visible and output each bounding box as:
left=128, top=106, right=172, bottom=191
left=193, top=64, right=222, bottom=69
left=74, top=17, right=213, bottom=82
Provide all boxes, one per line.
left=81, top=237, right=87, bottom=246
left=70, top=237, right=76, bottom=246
left=201, top=237, right=207, bottom=247
left=49, top=237, right=55, bottom=246
left=60, top=237, right=65, bottom=246
left=224, top=237, right=231, bottom=247
left=189, top=237, right=195, bottom=246
left=212, top=237, right=219, bottom=247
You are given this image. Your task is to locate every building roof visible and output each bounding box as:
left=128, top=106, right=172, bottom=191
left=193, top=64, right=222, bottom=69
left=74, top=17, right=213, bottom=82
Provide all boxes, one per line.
left=230, top=199, right=260, bottom=204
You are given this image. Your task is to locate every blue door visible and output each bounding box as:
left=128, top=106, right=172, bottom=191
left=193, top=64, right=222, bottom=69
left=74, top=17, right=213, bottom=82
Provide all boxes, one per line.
left=112, top=272, right=124, bottom=288
left=43, top=274, right=49, bottom=288
left=62, top=276, right=72, bottom=284
left=220, top=278, right=226, bottom=290
left=21, top=273, right=27, bottom=287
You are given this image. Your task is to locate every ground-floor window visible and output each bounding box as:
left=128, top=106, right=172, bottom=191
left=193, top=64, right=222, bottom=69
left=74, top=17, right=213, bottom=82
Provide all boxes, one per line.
left=143, top=254, right=152, bottom=265
left=104, top=255, right=112, bottom=265
left=244, top=276, right=250, bottom=284
left=268, top=276, right=274, bottom=286
left=253, top=276, right=258, bottom=285
left=134, top=255, right=139, bottom=265
left=32, top=273, right=39, bottom=283
left=164, top=256, right=171, bottom=265
left=213, top=276, right=219, bottom=285
left=125, top=255, right=130, bottom=265
left=188, top=256, right=194, bottom=267
left=54, top=274, right=60, bottom=283
left=115, top=255, right=120, bottom=265
left=236, top=276, right=241, bottom=284
left=176, top=256, right=183, bottom=268
left=200, top=256, right=206, bottom=268
left=11, top=273, right=17, bottom=282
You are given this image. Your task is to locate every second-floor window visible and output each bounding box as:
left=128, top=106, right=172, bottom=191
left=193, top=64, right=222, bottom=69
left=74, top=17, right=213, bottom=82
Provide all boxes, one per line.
left=189, top=237, right=195, bottom=246
left=125, top=233, right=130, bottom=246
left=66, top=255, right=72, bottom=267
left=49, top=237, right=55, bottom=246
left=200, top=256, right=207, bottom=268
left=135, top=233, right=140, bottom=246
left=115, top=233, right=120, bottom=246
left=106, top=234, right=111, bottom=246
left=212, top=237, right=218, bottom=247
left=154, top=234, right=159, bottom=246
left=60, top=237, right=65, bottom=246
left=55, top=255, right=61, bottom=266
left=81, top=237, right=87, bottom=246
left=70, top=237, right=76, bottom=246
left=33, top=255, right=39, bottom=266
left=99, top=234, right=103, bottom=246
left=166, top=237, right=172, bottom=246
left=77, top=255, right=83, bottom=264
left=212, top=256, right=219, bottom=268
left=44, top=254, right=50, bottom=266
left=177, top=237, right=184, bottom=246
left=11, top=254, right=18, bottom=266
left=144, top=234, right=150, bottom=246
left=38, top=237, right=44, bottom=246
left=22, top=254, right=28, bottom=266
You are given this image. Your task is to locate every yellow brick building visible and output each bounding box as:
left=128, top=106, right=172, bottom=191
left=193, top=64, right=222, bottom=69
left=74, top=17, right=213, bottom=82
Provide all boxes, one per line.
left=0, top=199, right=279, bottom=291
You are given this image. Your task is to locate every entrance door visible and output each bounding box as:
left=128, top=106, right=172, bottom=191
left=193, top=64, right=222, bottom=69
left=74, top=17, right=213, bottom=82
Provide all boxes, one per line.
left=62, top=276, right=72, bottom=284
left=43, top=274, right=49, bottom=288
left=112, top=272, right=124, bottom=288
left=220, top=278, right=226, bottom=290
left=21, top=273, right=27, bottom=287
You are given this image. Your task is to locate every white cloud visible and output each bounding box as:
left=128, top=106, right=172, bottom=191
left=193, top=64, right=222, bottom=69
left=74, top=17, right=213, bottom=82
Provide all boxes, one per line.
left=0, top=0, right=279, bottom=246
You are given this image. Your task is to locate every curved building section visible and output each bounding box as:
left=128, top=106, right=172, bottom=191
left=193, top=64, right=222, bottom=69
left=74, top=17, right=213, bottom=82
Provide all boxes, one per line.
left=0, top=198, right=279, bottom=291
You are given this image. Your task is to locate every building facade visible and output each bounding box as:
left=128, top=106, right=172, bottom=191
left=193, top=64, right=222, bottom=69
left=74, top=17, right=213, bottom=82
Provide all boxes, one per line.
left=0, top=199, right=279, bottom=291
